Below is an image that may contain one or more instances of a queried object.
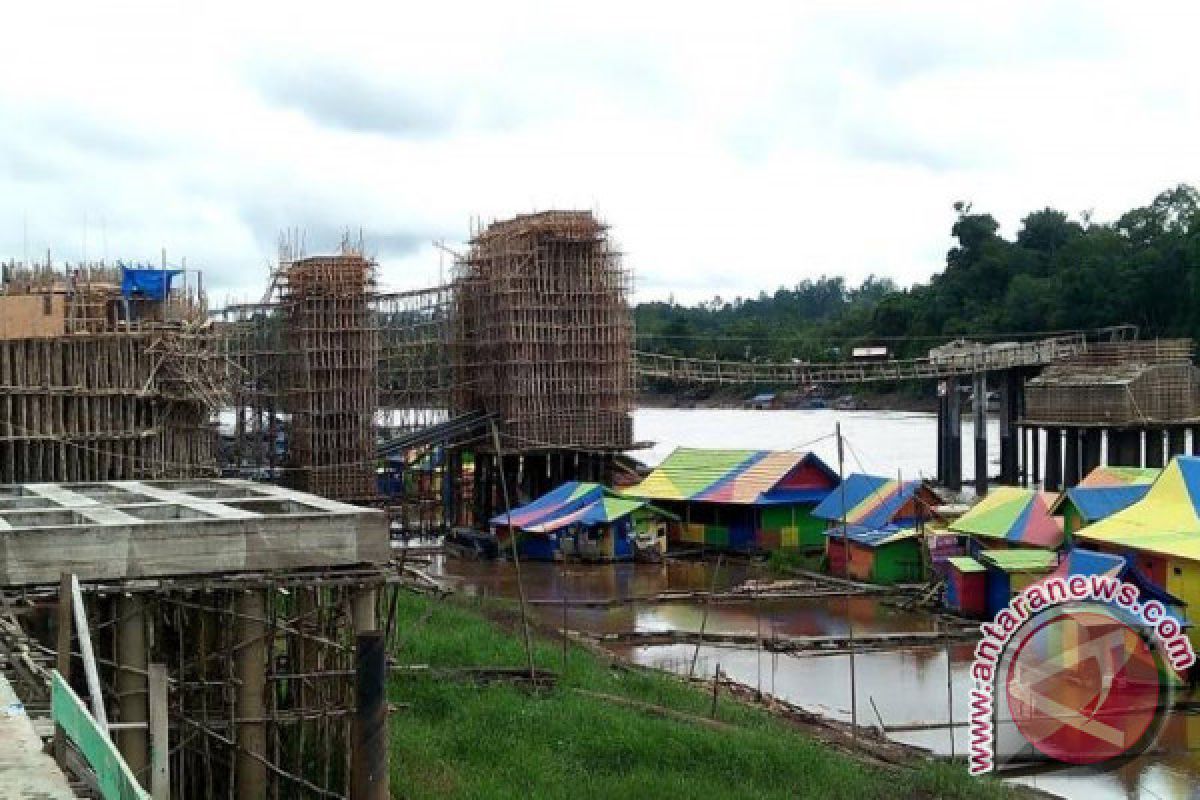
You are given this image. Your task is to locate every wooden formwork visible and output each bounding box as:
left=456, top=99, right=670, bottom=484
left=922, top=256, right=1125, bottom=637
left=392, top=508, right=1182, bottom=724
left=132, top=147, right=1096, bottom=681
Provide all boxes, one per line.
left=453, top=210, right=634, bottom=452
left=0, top=329, right=226, bottom=483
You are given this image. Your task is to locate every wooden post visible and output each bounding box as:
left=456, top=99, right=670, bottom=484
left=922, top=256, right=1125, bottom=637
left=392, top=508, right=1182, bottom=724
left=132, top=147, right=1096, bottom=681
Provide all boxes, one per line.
left=148, top=663, right=169, bottom=800
left=352, top=631, right=389, bottom=800
left=71, top=574, right=108, bottom=732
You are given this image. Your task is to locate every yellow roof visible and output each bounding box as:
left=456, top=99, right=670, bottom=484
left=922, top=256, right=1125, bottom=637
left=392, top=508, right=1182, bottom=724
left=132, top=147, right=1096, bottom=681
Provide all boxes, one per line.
left=1076, top=457, right=1200, bottom=561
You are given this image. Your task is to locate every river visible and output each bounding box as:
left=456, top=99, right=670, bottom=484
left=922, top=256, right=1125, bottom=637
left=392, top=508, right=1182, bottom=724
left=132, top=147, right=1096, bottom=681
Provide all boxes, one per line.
left=433, top=409, right=1199, bottom=799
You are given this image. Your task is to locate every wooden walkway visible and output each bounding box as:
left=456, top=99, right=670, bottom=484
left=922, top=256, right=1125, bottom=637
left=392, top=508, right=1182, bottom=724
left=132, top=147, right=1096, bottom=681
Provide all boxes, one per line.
left=0, top=673, right=77, bottom=800
left=572, top=627, right=981, bottom=655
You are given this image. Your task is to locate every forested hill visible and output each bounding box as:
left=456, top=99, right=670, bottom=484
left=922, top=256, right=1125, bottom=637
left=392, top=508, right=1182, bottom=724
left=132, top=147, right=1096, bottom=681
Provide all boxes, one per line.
left=635, top=184, right=1200, bottom=363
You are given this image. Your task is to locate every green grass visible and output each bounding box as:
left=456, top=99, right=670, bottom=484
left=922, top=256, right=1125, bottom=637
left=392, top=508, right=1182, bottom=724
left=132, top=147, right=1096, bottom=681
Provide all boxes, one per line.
left=388, top=592, right=1018, bottom=800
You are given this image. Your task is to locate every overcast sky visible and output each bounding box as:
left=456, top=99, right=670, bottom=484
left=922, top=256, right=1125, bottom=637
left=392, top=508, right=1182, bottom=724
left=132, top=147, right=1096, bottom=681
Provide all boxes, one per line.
left=1, top=1, right=1195, bottom=305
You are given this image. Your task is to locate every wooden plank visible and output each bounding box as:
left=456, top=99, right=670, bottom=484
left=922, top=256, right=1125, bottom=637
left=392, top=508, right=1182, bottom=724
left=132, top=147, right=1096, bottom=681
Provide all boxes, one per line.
left=53, top=572, right=72, bottom=765
left=51, top=670, right=148, bottom=800
left=148, top=664, right=168, bottom=800
left=70, top=574, right=108, bottom=732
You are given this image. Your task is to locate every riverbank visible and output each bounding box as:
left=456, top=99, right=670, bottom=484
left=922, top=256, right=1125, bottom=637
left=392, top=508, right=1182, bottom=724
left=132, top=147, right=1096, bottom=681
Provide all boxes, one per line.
left=387, top=589, right=1027, bottom=799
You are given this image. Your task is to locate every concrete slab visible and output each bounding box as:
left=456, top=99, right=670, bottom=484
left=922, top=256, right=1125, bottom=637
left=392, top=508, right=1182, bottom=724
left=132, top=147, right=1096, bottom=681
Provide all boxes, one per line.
left=0, top=673, right=77, bottom=800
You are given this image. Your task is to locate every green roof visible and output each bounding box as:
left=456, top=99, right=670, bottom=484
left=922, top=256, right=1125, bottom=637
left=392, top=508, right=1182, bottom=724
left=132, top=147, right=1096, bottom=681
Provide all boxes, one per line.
left=947, top=556, right=986, bottom=573
left=979, top=549, right=1058, bottom=573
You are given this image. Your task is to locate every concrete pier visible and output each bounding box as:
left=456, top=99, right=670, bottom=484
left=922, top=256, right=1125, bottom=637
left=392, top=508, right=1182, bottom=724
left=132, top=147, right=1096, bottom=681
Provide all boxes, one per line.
left=235, top=590, right=268, bottom=800
left=116, top=594, right=149, bottom=783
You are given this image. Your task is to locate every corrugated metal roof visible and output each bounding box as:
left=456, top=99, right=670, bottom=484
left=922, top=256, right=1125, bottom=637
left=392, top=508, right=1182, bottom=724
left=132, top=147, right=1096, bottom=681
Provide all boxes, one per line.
left=950, top=487, right=1063, bottom=548
left=1078, top=466, right=1161, bottom=488
left=1077, top=456, right=1200, bottom=560
left=1061, top=485, right=1151, bottom=522
left=627, top=448, right=836, bottom=506
left=979, top=549, right=1058, bottom=573
left=947, top=556, right=986, bottom=573
left=811, top=474, right=931, bottom=528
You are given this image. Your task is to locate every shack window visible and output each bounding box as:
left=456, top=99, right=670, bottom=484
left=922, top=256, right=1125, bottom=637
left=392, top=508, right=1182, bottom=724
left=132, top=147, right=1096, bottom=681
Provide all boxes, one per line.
left=1175, top=567, right=1183, bottom=576
left=42, top=295, right=51, bottom=315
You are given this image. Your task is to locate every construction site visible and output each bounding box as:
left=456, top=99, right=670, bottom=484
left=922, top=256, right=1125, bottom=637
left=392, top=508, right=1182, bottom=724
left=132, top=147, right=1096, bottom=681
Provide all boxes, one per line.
left=0, top=211, right=639, bottom=799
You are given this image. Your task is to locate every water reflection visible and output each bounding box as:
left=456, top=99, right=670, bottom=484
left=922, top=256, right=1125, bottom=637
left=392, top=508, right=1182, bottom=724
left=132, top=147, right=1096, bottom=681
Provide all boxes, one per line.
left=435, top=559, right=1200, bottom=799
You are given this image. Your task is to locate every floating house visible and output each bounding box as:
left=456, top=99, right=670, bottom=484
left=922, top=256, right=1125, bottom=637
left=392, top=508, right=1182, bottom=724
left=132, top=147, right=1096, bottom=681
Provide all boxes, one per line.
left=626, top=448, right=838, bottom=551
left=1054, top=484, right=1151, bottom=536
left=950, top=487, right=1063, bottom=551
left=490, top=481, right=677, bottom=561
left=978, top=549, right=1059, bottom=617
left=944, top=556, right=988, bottom=619
left=1049, top=548, right=1181, bottom=613
left=811, top=474, right=939, bottom=530
left=1075, top=456, right=1200, bottom=642
left=824, top=525, right=924, bottom=584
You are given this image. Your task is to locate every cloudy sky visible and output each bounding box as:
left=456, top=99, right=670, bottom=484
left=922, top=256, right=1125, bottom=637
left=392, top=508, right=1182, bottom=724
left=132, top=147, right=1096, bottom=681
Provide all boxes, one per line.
left=1, top=1, right=1195, bottom=305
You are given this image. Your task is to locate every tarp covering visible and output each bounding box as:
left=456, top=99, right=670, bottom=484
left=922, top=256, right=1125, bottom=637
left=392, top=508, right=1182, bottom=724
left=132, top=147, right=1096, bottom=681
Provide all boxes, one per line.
left=811, top=474, right=931, bottom=529
left=120, top=267, right=182, bottom=301
left=1078, top=465, right=1162, bottom=488
left=524, top=496, right=668, bottom=533
left=1058, top=484, right=1151, bottom=524
left=627, top=448, right=838, bottom=506
left=489, top=482, right=607, bottom=529
left=823, top=523, right=917, bottom=548
left=950, top=487, right=1064, bottom=548
left=1077, top=456, right=1200, bottom=560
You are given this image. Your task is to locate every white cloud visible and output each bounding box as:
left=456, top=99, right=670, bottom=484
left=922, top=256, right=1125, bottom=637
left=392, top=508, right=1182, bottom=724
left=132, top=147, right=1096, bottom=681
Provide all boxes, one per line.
left=0, top=0, right=1196, bottom=305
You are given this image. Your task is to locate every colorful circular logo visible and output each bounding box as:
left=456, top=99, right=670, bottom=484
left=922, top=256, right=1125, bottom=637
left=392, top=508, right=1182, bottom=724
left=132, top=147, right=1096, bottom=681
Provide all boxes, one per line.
left=1005, top=609, right=1165, bottom=765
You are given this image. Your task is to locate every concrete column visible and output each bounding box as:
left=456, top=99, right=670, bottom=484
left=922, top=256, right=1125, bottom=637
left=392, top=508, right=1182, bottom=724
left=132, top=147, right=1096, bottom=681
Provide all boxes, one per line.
left=1109, top=429, right=1142, bottom=467
left=1031, top=427, right=1041, bottom=486
left=235, top=590, right=267, bottom=800
left=1063, top=428, right=1081, bottom=487
left=1044, top=428, right=1062, bottom=491
left=998, top=371, right=1018, bottom=485
left=936, top=384, right=947, bottom=485
left=1146, top=429, right=1165, bottom=468
left=116, top=594, right=149, bottom=783
left=1081, top=429, right=1103, bottom=478
left=973, top=372, right=987, bottom=497
left=1168, top=428, right=1187, bottom=459
left=352, top=587, right=378, bottom=634
left=947, top=379, right=962, bottom=492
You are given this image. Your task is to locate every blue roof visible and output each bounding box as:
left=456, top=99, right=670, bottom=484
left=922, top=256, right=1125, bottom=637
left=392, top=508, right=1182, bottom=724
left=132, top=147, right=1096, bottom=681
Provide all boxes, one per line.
left=1063, top=484, right=1151, bottom=523
left=1054, top=547, right=1182, bottom=608
left=811, top=473, right=927, bottom=528
left=749, top=393, right=776, bottom=402
left=823, top=524, right=917, bottom=548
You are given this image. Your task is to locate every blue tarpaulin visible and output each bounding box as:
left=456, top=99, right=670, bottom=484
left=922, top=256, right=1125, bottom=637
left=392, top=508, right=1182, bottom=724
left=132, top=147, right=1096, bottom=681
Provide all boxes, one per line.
left=121, top=267, right=182, bottom=301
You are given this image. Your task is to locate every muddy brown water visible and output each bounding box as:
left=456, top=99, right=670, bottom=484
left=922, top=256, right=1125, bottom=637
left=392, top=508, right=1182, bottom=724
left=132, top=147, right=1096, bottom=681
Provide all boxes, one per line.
left=430, top=557, right=1200, bottom=800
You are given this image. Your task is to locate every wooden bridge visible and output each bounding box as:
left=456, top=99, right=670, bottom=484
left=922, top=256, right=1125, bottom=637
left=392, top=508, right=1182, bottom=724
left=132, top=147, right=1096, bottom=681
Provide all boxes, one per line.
left=634, top=331, right=1105, bottom=385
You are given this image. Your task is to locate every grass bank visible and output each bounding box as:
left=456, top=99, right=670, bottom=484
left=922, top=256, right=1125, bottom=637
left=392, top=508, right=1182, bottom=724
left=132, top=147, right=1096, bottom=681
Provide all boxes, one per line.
left=387, top=591, right=1018, bottom=800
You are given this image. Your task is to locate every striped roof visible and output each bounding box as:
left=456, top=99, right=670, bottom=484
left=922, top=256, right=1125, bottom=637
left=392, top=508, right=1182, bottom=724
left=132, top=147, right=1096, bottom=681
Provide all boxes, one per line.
left=811, top=474, right=931, bottom=529
left=978, top=549, right=1058, bottom=573
left=627, top=448, right=837, bottom=506
left=950, top=487, right=1063, bottom=548
left=1078, top=466, right=1161, bottom=488
left=524, top=496, right=674, bottom=533
left=1057, top=484, right=1151, bottom=523
left=490, top=481, right=607, bottom=529
left=1077, top=456, right=1200, bottom=560
left=823, top=524, right=918, bottom=548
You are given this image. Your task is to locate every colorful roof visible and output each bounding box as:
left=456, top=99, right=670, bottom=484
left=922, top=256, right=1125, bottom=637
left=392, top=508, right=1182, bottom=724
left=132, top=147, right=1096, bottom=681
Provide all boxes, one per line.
left=978, top=549, right=1058, bottom=573
left=949, top=487, right=1063, bottom=548
left=524, top=496, right=674, bottom=533
left=823, top=524, right=918, bottom=548
left=1057, top=484, right=1151, bottom=523
left=490, top=481, right=608, bottom=529
left=1077, top=456, right=1200, bottom=560
left=627, top=448, right=837, bottom=506
left=947, top=556, right=986, bottom=574
left=1048, top=548, right=1181, bottom=607
left=811, top=474, right=931, bottom=528
left=1078, top=466, right=1161, bottom=488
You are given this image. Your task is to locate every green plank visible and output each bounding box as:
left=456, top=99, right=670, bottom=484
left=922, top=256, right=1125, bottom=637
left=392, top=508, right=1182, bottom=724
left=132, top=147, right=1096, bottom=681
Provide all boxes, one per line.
left=52, top=671, right=149, bottom=800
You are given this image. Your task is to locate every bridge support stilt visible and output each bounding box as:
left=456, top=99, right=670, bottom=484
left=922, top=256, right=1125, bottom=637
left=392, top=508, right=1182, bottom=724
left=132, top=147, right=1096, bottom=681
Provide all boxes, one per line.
left=973, top=372, right=987, bottom=497
left=1081, top=429, right=1102, bottom=478
left=1044, top=428, right=1062, bottom=491
left=1064, top=428, right=1081, bottom=487
left=946, top=378, right=962, bottom=492
left=1030, top=427, right=1041, bottom=487
left=1146, top=429, right=1165, bottom=468
left=1109, top=429, right=1141, bottom=467
left=1169, top=428, right=1187, bottom=459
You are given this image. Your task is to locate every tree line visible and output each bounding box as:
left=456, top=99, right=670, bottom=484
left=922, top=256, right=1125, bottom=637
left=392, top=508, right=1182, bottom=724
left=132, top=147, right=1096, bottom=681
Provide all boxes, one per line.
left=635, top=185, right=1200, bottom=363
